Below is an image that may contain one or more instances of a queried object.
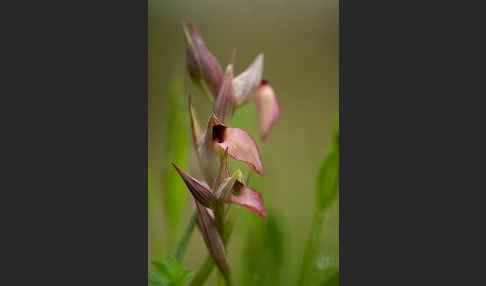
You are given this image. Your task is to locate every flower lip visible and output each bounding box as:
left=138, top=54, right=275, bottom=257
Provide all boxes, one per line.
left=232, top=180, right=245, bottom=194
left=261, top=78, right=269, bottom=86
left=212, top=124, right=226, bottom=143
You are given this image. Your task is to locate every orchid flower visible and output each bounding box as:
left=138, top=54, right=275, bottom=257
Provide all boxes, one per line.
left=190, top=93, right=265, bottom=181
left=172, top=163, right=267, bottom=219
left=184, top=21, right=280, bottom=140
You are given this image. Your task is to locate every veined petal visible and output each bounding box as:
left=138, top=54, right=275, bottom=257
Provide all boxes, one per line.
left=187, top=21, right=223, bottom=97
left=229, top=181, right=267, bottom=218
left=233, top=54, right=264, bottom=106
left=255, top=80, right=280, bottom=141
left=172, top=163, right=217, bottom=208
left=195, top=201, right=230, bottom=278
left=205, top=113, right=265, bottom=175
left=213, top=65, right=236, bottom=123
left=213, top=126, right=265, bottom=176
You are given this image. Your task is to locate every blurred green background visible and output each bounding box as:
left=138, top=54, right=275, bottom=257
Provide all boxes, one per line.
left=149, top=0, right=338, bottom=285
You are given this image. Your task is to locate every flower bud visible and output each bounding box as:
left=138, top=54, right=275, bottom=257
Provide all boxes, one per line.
left=183, top=20, right=223, bottom=98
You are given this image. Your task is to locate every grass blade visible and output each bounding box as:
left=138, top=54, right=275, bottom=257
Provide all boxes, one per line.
left=162, top=78, right=190, bottom=245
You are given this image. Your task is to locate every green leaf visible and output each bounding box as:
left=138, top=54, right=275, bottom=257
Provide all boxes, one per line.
left=321, top=267, right=339, bottom=286
left=241, top=210, right=286, bottom=286
left=162, top=79, right=190, bottom=240
left=316, top=152, right=339, bottom=210
left=149, top=271, right=169, bottom=286
left=150, top=256, right=193, bottom=286
left=298, top=117, right=339, bottom=285
left=316, top=118, right=339, bottom=211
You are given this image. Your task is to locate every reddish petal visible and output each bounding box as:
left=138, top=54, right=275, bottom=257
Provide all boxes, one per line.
left=172, top=163, right=217, bottom=208
left=233, top=54, right=264, bottom=105
left=255, top=81, right=280, bottom=141
left=230, top=184, right=267, bottom=218
left=215, top=127, right=265, bottom=175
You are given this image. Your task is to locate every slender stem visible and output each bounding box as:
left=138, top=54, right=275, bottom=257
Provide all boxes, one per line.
left=172, top=211, right=198, bottom=261
left=190, top=255, right=214, bottom=286
left=298, top=209, right=326, bottom=286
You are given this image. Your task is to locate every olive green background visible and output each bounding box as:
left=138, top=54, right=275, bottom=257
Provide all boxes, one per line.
left=149, top=0, right=338, bottom=284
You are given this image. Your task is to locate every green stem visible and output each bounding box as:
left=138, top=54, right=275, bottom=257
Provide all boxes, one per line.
left=298, top=208, right=326, bottom=285
left=172, top=211, right=198, bottom=261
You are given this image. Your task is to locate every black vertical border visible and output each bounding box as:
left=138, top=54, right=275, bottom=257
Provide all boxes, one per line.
left=4, top=0, right=150, bottom=284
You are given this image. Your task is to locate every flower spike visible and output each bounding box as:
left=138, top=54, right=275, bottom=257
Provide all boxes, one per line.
left=233, top=53, right=264, bottom=106
left=172, top=163, right=217, bottom=208
left=255, top=79, right=280, bottom=140
left=183, top=20, right=223, bottom=98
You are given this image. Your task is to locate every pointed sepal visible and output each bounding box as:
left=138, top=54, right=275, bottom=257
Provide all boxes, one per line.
left=213, top=64, right=236, bottom=123
left=172, top=163, right=217, bottom=208
left=195, top=201, right=230, bottom=278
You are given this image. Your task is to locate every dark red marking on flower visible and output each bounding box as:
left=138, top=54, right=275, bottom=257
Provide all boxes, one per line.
left=261, top=78, right=269, bottom=86
left=232, top=180, right=245, bottom=194
left=212, top=125, right=226, bottom=143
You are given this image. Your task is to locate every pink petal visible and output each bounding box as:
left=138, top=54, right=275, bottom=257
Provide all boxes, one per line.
left=213, top=65, right=236, bottom=123
left=214, top=127, right=265, bottom=176
left=233, top=54, right=264, bottom=105
left=172, top=163, right=217, bottom=208
left=230, top=184, right=267, bottom=218
left=255, top=80, right=280, bottom=141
